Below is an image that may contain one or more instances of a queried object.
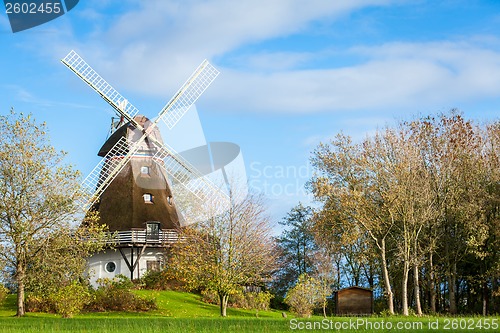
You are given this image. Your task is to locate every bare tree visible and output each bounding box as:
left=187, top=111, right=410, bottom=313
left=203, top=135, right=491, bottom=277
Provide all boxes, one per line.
left=312, top=249, right=336, bottom=317
left=168, top=191, right=276, bottom=317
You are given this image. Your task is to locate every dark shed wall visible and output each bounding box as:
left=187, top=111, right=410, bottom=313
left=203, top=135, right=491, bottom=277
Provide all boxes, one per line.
left=336, top=287, right=373, bottom=315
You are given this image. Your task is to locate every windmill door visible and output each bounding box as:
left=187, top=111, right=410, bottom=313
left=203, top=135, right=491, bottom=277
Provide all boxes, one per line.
left=146, top=222, right=160, bottom=242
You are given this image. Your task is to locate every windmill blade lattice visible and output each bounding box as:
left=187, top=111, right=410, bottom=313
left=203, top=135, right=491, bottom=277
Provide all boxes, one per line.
left=158, top=60, right=219, bottom=129
left=62, top=50, right=229, bottom=214
left=61, top=50, right=140, bottom=124
left=153, top=143, right=230, bottom=210
left=77, top=136, right=140, bottom=211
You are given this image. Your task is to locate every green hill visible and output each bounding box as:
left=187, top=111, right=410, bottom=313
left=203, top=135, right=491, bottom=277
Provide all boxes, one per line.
left=0, top=291, right=292, bottom=333
left=3, top=292, right=498, bottom=333
left=0, top=290, right=286, bottom=318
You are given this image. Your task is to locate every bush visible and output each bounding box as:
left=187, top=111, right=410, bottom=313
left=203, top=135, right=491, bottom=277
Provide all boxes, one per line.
left=201, top=289, right=219, bottom=305
left=50, top=282, right=92, bottom=318
left=230, top=290, right=273, bottom=311
left=26, top=294, right=54, bottom=313
left=97, top=274, right=134, bottom=290
left=26, top=281, right=91, bottom=316
left=248, top=291, right=273, bottom=311
left=86, top=275, right=157, bottom=312
left=0, top=284, right=8, bottom=305
left=140, top=270, right=183, bottom=290
left=201, top=288, right=273, bottom=311
left=285, top=274, right=322, bottom=318
left=270, top=294, right=288, bottom=310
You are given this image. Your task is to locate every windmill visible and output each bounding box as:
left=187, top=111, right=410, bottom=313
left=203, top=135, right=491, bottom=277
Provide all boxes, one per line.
left=61, top=50, right=229, bottom=282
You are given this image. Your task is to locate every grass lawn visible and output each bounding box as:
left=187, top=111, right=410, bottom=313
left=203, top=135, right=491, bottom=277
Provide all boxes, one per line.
left=0, top=292, right=499, bottom=332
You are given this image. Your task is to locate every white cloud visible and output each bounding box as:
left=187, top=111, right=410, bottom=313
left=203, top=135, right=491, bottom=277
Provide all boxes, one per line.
left=203, top=39, right=500, bottom=114
left=47, top=0, right=395, bottom=93
left=227, top=51, right=317, bottom=72
left=40, top=0, right=500, bottom=116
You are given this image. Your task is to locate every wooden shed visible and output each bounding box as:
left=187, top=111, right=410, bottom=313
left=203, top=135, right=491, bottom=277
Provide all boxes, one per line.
left=335, top=286, right=373, bottom=315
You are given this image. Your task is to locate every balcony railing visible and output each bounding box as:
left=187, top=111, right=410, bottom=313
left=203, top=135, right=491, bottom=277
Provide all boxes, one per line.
left=107, top=229, right=181, bottom=245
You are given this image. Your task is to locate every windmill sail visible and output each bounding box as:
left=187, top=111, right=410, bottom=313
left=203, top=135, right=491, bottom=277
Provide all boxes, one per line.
left=158, top=60, right=219, bottom=129
left=61, top=50, right=140, bottom=126
left=62, top=51, right=229, bottom=216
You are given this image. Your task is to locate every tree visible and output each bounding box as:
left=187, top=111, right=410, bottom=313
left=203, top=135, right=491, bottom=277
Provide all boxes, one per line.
left=25, top=212, right=108, bottom=298
left=309, top=134, right=396, bottom=314
left=168, top=191, right=276, bottom=317
left=273, top=203, right=316, bottom=297
left=309, top=111, right=499, bottom=315
left=312, top=249, right=336, bottom=317
left=284, top=273, right=322, bottom=317
left=0, top=110, right=104, bottom=316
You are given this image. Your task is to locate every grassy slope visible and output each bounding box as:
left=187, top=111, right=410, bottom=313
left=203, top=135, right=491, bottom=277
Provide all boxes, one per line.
left=79, top=290, right=286, bottom=318
left=0, top=292, right=292, bottom=333
left=1, top=292, right=499, bottom=332
left=0, top=291, right=286, bottom=318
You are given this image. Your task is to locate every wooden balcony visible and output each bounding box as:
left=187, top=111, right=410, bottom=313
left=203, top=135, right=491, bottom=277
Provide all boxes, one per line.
left=107, top=229, right=182, bottom=246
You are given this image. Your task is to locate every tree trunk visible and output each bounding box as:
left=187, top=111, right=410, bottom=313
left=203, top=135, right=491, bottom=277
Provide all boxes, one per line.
left=492, top=278, right=499, bottom=314
left=16, top=264, right=25, bottom=317
left=448, top=262, right=457, bottom=314
left=436, top=275, right=441, bottom=312
left=429, top=252, right=436, bottom=313
left=367, top=264, right=375, bottom=290
left=482, top=279, right=488, bottom=316
left=402, top=262, right=409, bottom=316
left=413, top=262, right=422, bottom=315
left=323, top=300, right=327, bottom=318
left=219, top=293, right=229, bottom=317
left=380, top=239, right=394, bottom=314
left=336, top=258, right=341, bottom=289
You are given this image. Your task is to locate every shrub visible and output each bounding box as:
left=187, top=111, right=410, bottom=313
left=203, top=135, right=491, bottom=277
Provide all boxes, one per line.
left=86, top=275, right=157, bottom=312
left=26, top=281, right=91, bottom=316
left=248, top=291, right=273, bottom=311
left=270, top=294, right=288, bottom=310
left=140, top=270, right=185, bottom=291
left=50, top=282, right=92, bottom=318
left=26, top=294, right=54, bottom=313
left=0, top=284, right=8, bottom=305
left=201, top=289, right=219, bottom=305
left=285, top=274, right=322, bottom=318
left=202, top=288, right=273, bottom=311
left=96, top=274, right=134, bottom=290
left=230, top=290, right=273, bottom=311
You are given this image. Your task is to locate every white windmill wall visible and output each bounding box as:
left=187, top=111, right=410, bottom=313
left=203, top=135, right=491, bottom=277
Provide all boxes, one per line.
left=87, top=248, right=166, bottom=288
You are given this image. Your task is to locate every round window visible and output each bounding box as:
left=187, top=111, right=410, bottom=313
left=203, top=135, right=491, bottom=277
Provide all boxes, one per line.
left=105, top=262, right=116, bottom=273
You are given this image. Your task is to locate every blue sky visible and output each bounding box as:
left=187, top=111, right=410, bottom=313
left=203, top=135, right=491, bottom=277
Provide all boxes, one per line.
left=1, top=0, right=499, bottom=224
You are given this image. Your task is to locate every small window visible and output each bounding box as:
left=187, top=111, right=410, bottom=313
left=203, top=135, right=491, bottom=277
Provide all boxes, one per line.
left=143, top=193, right=153, bottom=204
left=167, top=195, right=173, bottom=206
left=105, top=262, right=116, bottom=273
left=140, top=166, right=150, bottom=175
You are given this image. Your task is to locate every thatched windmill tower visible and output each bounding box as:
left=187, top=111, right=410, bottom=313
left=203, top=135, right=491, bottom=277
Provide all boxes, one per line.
left=61, top=50, right=228, bottom=284
left=95, top=115, right=180, bottom=232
